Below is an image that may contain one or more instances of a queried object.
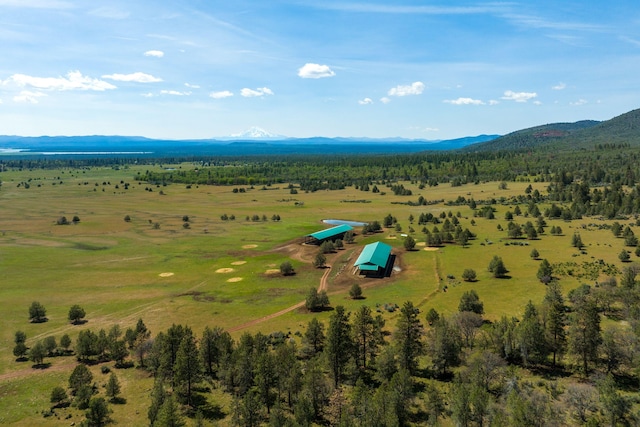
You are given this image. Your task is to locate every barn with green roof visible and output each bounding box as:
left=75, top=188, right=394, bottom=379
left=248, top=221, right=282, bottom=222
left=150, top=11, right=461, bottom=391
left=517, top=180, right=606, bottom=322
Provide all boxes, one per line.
left=354, top=241, right=393, bottom=276
left=304, top=224, right=353, bottom=245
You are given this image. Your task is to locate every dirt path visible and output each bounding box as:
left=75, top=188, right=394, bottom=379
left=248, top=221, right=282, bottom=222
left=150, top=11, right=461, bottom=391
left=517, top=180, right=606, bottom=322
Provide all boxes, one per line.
left=229, top=264, right=332, bottom=332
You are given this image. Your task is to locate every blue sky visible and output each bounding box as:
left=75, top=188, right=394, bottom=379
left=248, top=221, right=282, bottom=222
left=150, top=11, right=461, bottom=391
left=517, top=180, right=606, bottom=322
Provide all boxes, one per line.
left=1, top=0, right=639, bottom=139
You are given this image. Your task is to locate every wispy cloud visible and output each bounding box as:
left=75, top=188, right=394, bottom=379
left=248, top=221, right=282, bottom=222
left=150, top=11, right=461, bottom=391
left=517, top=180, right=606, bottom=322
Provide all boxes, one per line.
left=358, top=97, right=373, bottom=105
left=501, top=90, right=537, bottom=103
left=209, top=90, right=234, bottom=99
left=88, top=7, right=130, bottom=19
left=0, top=0, right=72, bottom=9
left=444, top=97, right=484, bottom=105
left=620, top=36, right=640, bottom=47
left=102, top=72, right=162, bottom=83
left=309, top=3, right=506, bottom=15
left=552, top=82, right=566, bottom=90
left=570, top=99, right=588, bottom=106
left=144, top=50, right=165, bottom=58
left=298, top=63, right=336, bottom=79
left=4, top=71, right=116, bottom=91
left=503, top=13, right=604, bottom=32
left=380, top=97, right=391, bottom=104
left=160, top=90, right=191, bottom=96
left=185, top=83, right=200, bottom=89
left=241, top=87, right=273, bottom=97
left=13, top=90, right=47, bottom=103
left=388, top=81, right=424, bottom=97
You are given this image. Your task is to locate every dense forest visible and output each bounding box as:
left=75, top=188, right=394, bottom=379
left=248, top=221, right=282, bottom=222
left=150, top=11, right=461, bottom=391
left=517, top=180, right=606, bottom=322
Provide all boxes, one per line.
left=25, top=271, right=640, bottom=426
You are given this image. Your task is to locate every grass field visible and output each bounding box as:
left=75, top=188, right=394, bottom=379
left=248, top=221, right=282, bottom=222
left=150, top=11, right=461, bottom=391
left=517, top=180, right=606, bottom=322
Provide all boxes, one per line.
left=0, top=164, right=635, bottom=425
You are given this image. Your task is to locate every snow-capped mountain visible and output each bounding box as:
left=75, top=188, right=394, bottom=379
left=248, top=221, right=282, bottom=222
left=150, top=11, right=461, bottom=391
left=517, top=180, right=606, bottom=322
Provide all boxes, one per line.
left=229, top=126, right=283, bottom=139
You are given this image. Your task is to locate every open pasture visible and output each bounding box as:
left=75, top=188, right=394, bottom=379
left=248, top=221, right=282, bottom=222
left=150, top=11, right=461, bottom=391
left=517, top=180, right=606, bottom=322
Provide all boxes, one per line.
left=0, top=163, right=635, bottom=425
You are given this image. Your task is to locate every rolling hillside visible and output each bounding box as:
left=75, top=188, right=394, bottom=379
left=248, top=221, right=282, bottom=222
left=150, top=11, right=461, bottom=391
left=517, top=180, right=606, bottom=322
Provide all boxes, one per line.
left=466, top=107, right=640, bottom=152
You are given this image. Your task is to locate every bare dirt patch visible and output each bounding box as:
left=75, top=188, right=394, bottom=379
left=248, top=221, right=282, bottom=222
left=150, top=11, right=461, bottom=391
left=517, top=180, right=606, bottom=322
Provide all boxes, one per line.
left=227, top=277, right=243, bottom=283
left=216, top=268, right=235, bottom=273
left=416, top=242, right=426, bottom=247
left=265, top=269, right=280, bottom=275
left=386, top=235, right=398, bottom=239
left=159, top=272, right=174, bottom=277
left=423, top=247, right=440, bottom=251
left=242, top=244, right=258, bottom=249
left=231, top=261, right=247, bottom=265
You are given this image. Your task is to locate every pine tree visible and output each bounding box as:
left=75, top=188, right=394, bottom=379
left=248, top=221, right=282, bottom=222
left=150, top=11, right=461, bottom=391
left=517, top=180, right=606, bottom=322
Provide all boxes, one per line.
left=393, top=301, right=424, bottom=375
left=324, top=306, right=352, bottom=388
left=105, top=372, right=121, bottom=402
left=542, top=281, right=566, bottom=367
left=568, top=297, right=602, bottom=375
left=174, top=328, right=202, bottom=406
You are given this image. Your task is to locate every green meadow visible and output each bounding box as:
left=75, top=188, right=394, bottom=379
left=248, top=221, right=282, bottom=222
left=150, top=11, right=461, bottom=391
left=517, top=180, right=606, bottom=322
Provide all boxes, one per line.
left=0, top=163, right=634, bottom=425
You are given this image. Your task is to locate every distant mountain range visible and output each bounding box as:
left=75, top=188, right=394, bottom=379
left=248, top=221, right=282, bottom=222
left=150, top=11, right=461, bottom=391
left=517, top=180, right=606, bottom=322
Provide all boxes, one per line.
left=1, top=107, right=640, bottom=157
left=0, top=133, right=499, bottom=157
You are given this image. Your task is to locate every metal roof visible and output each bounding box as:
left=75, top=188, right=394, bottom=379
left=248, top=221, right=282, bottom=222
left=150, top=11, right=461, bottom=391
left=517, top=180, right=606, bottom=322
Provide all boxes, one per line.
left=354, top=241, right=392, bottom=271
left=307, top=224, right=353, bottom=241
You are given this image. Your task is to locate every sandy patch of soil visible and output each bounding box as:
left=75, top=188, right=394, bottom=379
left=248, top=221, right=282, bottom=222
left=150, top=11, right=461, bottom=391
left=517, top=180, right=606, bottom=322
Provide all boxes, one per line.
left=216, top=268, right=235, bottom=273
left=242, top=244, right=258, bottom=249
left=227, top=277, right=243, bottom=282
left=423, top=247, right=440, bottom=251
left=231, top=261, right=247, bottom=265
left=159, top=272, right=174, bottom=277
left=416, top=242, right=426, bottom=247
left=265, top=269, right=280, bottom=275
left=386, top=235, right=398, bottom=239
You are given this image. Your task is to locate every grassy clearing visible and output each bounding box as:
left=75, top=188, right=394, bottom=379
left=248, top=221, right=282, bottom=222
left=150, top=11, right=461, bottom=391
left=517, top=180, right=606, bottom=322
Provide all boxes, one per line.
left=1, top=164, right=636, bottom=425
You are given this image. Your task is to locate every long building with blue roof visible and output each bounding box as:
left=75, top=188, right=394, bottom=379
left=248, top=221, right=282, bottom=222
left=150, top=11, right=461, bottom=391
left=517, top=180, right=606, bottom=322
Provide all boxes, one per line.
left=354, top=241, right=393, bottom=276
left=304, top=223, right=353, bottom=245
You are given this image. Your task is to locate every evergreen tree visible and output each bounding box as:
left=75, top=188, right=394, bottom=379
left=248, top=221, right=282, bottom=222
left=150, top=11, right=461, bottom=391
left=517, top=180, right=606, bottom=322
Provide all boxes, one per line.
left=174, top=328, right=201, bottom=406
left=542, top=281, right=566, bottom=367
left=352, top=305, right=376, bottom=370
left=516, top=301, right=547, bottom=365
left=154, top=394, right=185, bottom=427
left=458, top=290, right=484, bottom=314
left=426, top=317, right=462, bottom=376
left=105, top=372, right=121, bottom=402
left=488, top=255, right=508, bottom=278
left=85, top=397, right=110, bottom=427
left=537, top=259, right=553, bottom=282
left=324, top=306, right=352, bottom=388
left=568, top=297, right=602, bottom=375
left=303, top=317, right=325, bottom=357
left=393, top=301, right=424, bottom=375
left=254, top=351, right=277, bottom=414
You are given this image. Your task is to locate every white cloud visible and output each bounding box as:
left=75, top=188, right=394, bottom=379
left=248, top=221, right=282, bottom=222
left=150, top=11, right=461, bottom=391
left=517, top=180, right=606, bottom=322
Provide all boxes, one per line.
left=4, top=71, right=116, bottom=91
left=388, top=81, right=425, bottom=96
left=160, top=90, right=191, bottom=96
left=240, top=87, right=274, bottom=97
left=144, top=50, right=164, bottom=58
left=444, top=97, right=484, bottom=105
left=488, top=100, right=499, bottom=105
left=298, top=63, right=336, bottom=79
left=185, top=83, right=200, bottom=89
left=552, top=82, right=566, bottom=90
left=142, top=93, right=154, bottom=98
left=209, top=90, right=234, bottom=99
left=380, top=97, right=391, bottom=104
left=358, top=97, right=373, bottom=105
left=501, top=90, right=537, bottom=103
left=13, top=90, right=47, bottom=103
left=570, top=99, right=588, bottom=106
left=102, top=72, right=162, bottom=83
